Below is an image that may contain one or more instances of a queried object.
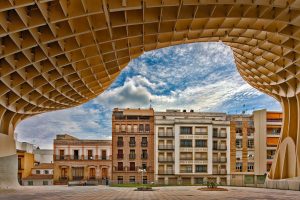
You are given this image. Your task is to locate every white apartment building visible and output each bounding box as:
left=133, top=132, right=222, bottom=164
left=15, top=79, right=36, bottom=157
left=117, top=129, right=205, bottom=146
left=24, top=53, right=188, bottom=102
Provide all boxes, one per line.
left=155, top=110, right=230, bottom=185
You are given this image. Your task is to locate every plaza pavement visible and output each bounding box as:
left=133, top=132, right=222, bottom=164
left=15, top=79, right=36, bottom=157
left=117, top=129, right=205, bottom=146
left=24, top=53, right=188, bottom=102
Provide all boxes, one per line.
left=0, top=186, right=299, bottom=200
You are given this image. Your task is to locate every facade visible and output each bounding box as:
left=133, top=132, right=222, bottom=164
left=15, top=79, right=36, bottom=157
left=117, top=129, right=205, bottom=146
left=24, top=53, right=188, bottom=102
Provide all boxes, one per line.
left=228, top=110, right=282, bottom=186
left=34, top=149, right=54, bottom=164
left=253, top=110, right=282, bottom=174
left=22, top=163, right=54, bottom=186
left=155, top=110, right=230, bottom=185
left=112, top=108, right=155, bottom=184
left=53, top=134, right=112, bottom=185
left=16, top=142, right=35, bottom=185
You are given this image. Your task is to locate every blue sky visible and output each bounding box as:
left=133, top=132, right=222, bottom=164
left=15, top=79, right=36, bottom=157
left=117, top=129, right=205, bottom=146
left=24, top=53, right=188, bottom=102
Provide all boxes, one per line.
left=15, top=42, right=281, bottom=149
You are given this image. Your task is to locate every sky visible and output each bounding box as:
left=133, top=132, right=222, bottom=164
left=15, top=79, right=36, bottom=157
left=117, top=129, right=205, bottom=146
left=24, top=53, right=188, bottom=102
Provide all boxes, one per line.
left=15, top=42, right=281, bottom=149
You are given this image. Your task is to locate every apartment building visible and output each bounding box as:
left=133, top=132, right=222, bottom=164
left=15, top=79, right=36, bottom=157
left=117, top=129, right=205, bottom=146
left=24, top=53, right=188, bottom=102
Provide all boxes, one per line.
left=228, top=109, right=282, bottom=186
left=155, top=110, right=230, bottom=185
left=112, top=108, right=155, bottom=184
left=16, top=142, right=35, bottom=185
left=253, top=110, right=282, bottom=174
left=53, top=134, right=112, bottom=185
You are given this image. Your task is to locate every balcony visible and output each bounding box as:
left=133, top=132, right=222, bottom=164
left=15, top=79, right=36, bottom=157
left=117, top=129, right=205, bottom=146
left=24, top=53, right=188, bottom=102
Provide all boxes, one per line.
left=180, top=157, right=193, bottom=161
left=117, top=154, right=124, bottom=159
left=158, top=157, right=174, bottom=162
left=158, top=144, right=174, bottom=150
left=141, top=153, right=148, bottom=159
left=247, top=145, right=254, bottom=149
left=180, top=169, right=193, bottom=173
left=158, top=132, right=174, bottom=137
left=70, top=155, right=80, bottom=160
left=129, top=142, right=136, bottom=147
left=117, top=141, right=124, bottom=147
left=213, top=132, right=227, bottom=138
left=141, top=142, right=148, bottom=147
left=73, top=176, right=84, bottom=181
left=55, top=155, right=68, bottom=160
left=213, top=169, right=227, bottom=175
left=195, top=131, right=208, bottom=135
left=213, top=145, right=227, bottom=151
left=116, top=166, right=125, bottom=171
left=158, top=170, right=174, bottom=175
left=129, top=154, right=136, bottom=159
left=213, top=157, right=227, bottom=163
left=195, top=157, right=207, bottom=160
left=84, top=156, right=95, bottom=160
left=267, top=155, right=275, bottom=160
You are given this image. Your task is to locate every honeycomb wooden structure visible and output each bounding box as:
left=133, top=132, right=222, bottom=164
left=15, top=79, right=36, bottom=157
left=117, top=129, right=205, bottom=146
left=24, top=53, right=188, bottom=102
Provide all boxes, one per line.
left=1, top=0, right=300, bottom=181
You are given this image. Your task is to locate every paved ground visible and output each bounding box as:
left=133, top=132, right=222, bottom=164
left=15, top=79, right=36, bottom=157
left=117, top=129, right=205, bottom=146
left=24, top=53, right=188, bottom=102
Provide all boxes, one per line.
left=0, top=186, right=299, bottom=200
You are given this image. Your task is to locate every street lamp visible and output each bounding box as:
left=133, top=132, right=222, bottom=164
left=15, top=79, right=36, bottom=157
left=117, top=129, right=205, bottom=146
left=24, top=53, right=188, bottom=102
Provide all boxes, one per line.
left=138, top=168, right=146, bottom=186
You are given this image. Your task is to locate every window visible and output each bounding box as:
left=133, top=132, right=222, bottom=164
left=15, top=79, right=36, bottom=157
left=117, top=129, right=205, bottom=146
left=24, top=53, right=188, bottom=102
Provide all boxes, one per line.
left=180, top=139, right=192, bottom=147
left=248, top=139, right=254, bottom=148
left=59, top=150, right=64, bottom=160
left=117, top=149, right=123, bottom=159
left=117, top=162, right=123, bottom=171
left=213, top=128, right=218, bottom=134
left=236, top=163, right=243, bottom=172
left=36, top=170, right=40, bottom=174
left=117, top=176, right=123, bottom=184
left=195, top=140, right=207, bottom=148
left=195, top=165, right=207, bottom=173
left=102, top=150, right=107, bottom=160
left=195, top=127, right=207, bottom=135
left=121, top=124, right=126, bottom=132
left=73, top=150, right=79, bottom=160
left=236, top=128, right=242, bottom=134
left=145, top=124, right=150, bottom=132
left=236, top=121, right=243, bottom=126
left=180, top=127, right=192, bottom=134
left=247, top=163, right=254, bottom=172
left=130, top=162, right=135, bottom=171
left=28, top=181, right=33, bottom=186
left=88, top=150, right=93, bottom=160
left=195, top=178, right=204, bottom=184
left=127, top=116, right=138, bottom=120
left=127, top=125, right=132, bottom=132
left=139, top=124, right=144, bottom=132
left=142, top=150, right=148, bottom=159
left=142, top=163, right=147, bottom=170
left=133, top=125, right=138, bottom=132
left=117, top=137, right=123, bottom=147
left=129, top=137, right=136, bottom=147
left=115, top=124, right=120, bottom=132
left=43, top=181, right=48, bottom=185
left=129, top=176, right=135, bottom=183
left=44, top=170, right=49, bottom=175
left=143, top=176, right=147, bottom=184
left=141, top=137, right=148, bottom=147
left=236, top=139, right=242, bottom=148
left=18, top=158, right=22, bottom=170
left=129, top=149, right=135, bottom=159
left=158, top=127, right=164, bottom=134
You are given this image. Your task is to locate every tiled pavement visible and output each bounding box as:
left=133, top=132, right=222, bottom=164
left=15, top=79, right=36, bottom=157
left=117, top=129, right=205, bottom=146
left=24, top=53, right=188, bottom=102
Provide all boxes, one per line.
left=0, top=186, right=299, bottom=200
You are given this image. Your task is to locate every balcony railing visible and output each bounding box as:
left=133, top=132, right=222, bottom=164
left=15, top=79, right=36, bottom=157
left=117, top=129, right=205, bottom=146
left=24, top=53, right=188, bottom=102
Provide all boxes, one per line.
left=70, top=155, right=80, bottom=160
left=116, top=166, right=125, bottom=171
left=267, top=155, right=275, bottom=159
left=195, top=131, right=208, bottom=135
left=158, top=170, right=174, bottom=175
left=141, top=142, right=148, bottom=147
left=117, top=141, right=124, bottom=147
left=129, top=154, right=136, bottom=159
left=213, top=132, right=227, bottom=138
left=194, top=157, right=207, bottom=160
left=73, top=176, right=84, bottom=180
left=213, top=145, right=227, bottom=151
left=117, top=154, right=124, bottom=159
left=54, top=155, right=110, bottom=161
left=180, top=157, right=193, bottom=161
left=129, top=142, right=136, bottom=147
left=213, top=157, right=227, bottom=163
left=213, top=169, right=227, bottom=175
left=158, top=145, right=174, bottom=150
left=158, top=132, right=174, bottom=137
left=158, top=157, right=174, bottom=162
left=141, top=153, right=148, bottom=159
left=180, top=169, right=193, bottom=173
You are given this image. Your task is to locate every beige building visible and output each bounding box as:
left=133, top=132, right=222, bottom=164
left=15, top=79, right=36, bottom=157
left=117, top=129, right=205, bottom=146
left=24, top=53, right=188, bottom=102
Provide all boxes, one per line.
left=155, top=110, right=230, bottom=185
left=112, top=108, right=155, bottom=184
left=228, top=110, right=282, bottom=186
left=53, top=134, right=112, bottom=185
left=22, top=163, right=54, bottom=186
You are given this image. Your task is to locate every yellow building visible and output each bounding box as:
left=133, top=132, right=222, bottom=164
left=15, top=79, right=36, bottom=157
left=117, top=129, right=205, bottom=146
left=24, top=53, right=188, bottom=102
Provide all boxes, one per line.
left=17, top=150, right=34, bottom=185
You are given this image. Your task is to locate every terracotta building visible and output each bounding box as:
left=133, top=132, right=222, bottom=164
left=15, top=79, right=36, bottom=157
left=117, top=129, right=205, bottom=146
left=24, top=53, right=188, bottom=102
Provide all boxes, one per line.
left=53, top=134, right=112, bottom=185
left=112, top=108, right=155, bottom=184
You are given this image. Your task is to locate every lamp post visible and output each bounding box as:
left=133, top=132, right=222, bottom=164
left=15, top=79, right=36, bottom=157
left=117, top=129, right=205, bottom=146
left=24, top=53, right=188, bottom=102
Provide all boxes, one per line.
left=138, top=168, right=146, bottom=186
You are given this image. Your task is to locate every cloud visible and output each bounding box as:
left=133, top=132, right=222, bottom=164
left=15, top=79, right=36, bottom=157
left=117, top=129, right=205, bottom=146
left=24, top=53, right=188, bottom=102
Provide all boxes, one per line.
left=15, top=42, right=282, bottom=149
